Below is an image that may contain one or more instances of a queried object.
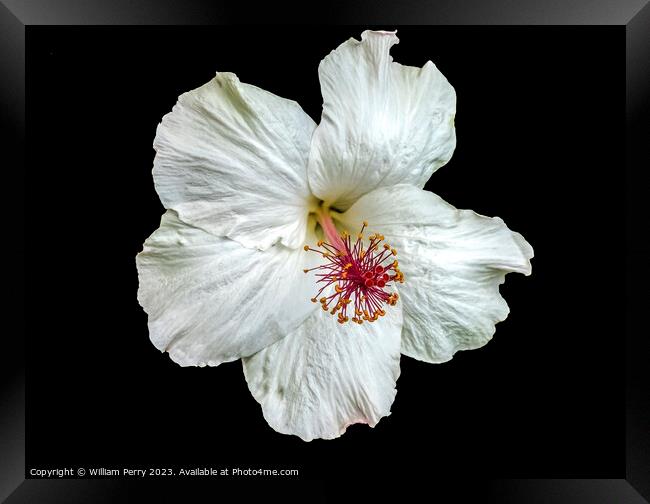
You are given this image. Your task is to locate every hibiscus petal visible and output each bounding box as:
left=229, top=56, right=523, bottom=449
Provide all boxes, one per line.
left=136, top=211, right=319, bottom=367
left=153, top=72, right=317, bottom=251
left=308, top=30, right=456, bottom=210
left=339, top=184, right=533, bottom=364
left=243, top=303, right=403, bottom=441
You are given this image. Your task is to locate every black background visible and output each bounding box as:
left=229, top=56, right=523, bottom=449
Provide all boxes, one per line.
left=26, top=26, right=624, bottom=479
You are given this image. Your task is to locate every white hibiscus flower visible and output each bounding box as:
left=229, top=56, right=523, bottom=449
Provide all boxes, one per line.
left=136, top=30, right=533, bottom=441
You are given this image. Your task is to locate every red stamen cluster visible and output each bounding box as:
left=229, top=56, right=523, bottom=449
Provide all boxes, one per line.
left=303, top=222, right=404, bottom=324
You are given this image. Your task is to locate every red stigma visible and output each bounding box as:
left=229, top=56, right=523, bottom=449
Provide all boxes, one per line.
left=304, top=221, right=404, bottom=324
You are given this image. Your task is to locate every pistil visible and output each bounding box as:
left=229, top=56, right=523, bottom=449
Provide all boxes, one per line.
left=303, top=210, right=404, bottom=324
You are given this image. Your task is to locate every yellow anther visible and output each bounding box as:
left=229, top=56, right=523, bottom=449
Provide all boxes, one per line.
left=363, top=220, right=368, bottom=226
left=393, top=260, right=399, bottom=267
left=357, top=233, right=363, bottom=240
left=320, top=297, right=327, bottom=303
left=383, top=243, right=390, bottom=249
left=322, top=305, right=329, bottom=311
left=335, top=285, right=343, bottom=293
left=387, top=292, right=400, bottom=305
left=341, top=272, right=348, bottom=279
left=310, top=297, right=317, bottom=303
left=303, top=269, right=309, bottom=273
left=391, top=248, right=397, bottom=256
left=317, top=240, right=324, bottom=247
left=303, top=245, right=309, bottom=251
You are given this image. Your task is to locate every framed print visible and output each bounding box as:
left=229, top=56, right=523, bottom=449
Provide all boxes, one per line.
left=3, top=0, right=648, bottom=502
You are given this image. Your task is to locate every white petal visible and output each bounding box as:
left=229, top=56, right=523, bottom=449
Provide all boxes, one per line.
left=340, top=184, right=533, bottom=364
left=136, top=211, right=319, bottom=367
left=153, top=72, right=317, bottom=251
left=243, top=303, right=403, bottom=441
left=308, top=30, right=456, bottom=210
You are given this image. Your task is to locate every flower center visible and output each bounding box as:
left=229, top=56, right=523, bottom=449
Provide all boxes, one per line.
left=303, top=208, right=404, bottom=325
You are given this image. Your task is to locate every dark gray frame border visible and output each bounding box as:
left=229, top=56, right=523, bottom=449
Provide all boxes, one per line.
left=2, top=1, right=648, bottom=502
